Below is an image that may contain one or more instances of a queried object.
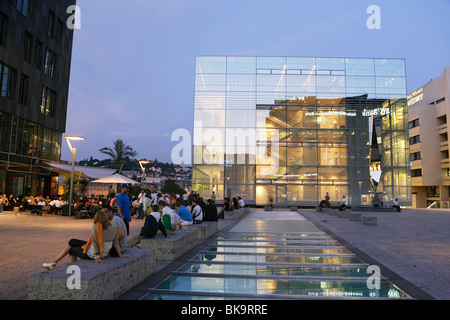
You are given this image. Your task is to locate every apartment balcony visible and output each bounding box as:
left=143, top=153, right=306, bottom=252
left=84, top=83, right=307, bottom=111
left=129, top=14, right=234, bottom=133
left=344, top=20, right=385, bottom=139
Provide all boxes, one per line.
left=440, top=141, right=449, bottom=151
left=442, top=176, right=450, bottom=186
left=441, top=158, right=450, bottom=168
left=438, top=123, right=448, bottom=135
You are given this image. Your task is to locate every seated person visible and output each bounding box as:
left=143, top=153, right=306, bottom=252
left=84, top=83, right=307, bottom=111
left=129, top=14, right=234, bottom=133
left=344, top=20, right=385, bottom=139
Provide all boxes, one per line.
left=231, top=197, right=239, bottom=210
left=392, top=199, right=401, bottom=212
left=175, top=202, right=193, bottom=229
left=158, top=200, right=178, bottom=231
left=191, top=199, right=203, bottom=223
left=43, top=210, right=130, bottom=269
left=238, top=197, right=245, bottom=208
left=319, top=198, right=330, bottom=211
left=140, top=205, right=168, bottom=238
left=50, top=197, right=63, bottom=213
left=2, top=194, right=12, bottom=211
left=36, top=198, right=46, bottom=215
left=217, top=198, right=231, bottom=219
left=204, top=199, right=218, bottom=222
left=339, top=196, right=350, bottom=211
left=101, top=205, right=127, bottom=254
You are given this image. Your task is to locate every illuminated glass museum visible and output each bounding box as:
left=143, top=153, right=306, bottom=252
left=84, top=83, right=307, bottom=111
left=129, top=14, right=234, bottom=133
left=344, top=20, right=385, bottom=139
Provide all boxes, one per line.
left=192, top=56, right=411, bottom=207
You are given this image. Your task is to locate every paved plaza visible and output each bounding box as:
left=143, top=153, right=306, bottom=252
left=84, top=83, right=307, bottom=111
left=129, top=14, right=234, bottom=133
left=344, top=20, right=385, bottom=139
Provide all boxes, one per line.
left=1, top=207, right=450, bottom=300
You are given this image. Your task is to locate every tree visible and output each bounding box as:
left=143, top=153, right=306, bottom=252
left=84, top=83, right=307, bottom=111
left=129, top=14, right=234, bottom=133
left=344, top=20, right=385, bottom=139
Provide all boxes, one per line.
left=161, top=179, right=186, bottom=197
left=61, top=174, right=90, bottom=204
left=99, top=139, right=137, bottom=171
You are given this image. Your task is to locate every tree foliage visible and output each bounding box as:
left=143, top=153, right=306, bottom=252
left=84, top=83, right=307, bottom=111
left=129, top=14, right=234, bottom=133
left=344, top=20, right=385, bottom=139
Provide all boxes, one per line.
left=99, top=139, right=137, bottom=170
left=161, top=179, right=186, bottom=196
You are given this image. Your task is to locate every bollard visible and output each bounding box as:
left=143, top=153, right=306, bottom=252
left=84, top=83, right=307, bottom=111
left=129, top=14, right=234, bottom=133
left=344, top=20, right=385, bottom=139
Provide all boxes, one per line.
left=363, top=216, right=378, bottom=225
left=349, top=213, right=362, bottom=221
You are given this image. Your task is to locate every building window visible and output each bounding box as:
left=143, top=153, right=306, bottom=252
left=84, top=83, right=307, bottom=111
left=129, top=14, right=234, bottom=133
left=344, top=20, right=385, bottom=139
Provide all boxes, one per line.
left=23, top=32, right=33, bottom=63
left=34, top=39, right=43, bottom=70
left=55, top=19, right=64, bottom=44
left=15, top=0, right=35, bottom=18
left=0, top=62, right=16, bottom=99
left=409, top=135, right=420, bottom=145
left=411, top=169, right=422, bottom=177
left=0, top=12, right=7, bottom=47
left=40, top=86, right=56, bottom=116
left=408, top=118, right=419, bottom=129
left=47, top=10, right=55, bottom=38
left=44, top=48, right=57, bottom=78
left=427, top=186, right=440, bottom=197
left=19, top=74, right=29, bottom=105
left=410, top=152, right=421, bottom=161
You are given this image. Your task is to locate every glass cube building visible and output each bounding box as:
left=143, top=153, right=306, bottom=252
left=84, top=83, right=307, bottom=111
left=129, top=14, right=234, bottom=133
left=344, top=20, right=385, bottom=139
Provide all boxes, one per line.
left=192, top=56, right=411, bottom=207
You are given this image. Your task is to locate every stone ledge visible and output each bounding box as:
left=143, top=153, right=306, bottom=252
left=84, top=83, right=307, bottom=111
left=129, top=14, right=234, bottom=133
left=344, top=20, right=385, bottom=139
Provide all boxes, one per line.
left=28, top=248, right=155, bottom=300
left=225, top=208, right=248, bottom=219
left=131, top=229, right=199, bottom=261
left=182, top=221, right=218, bottom=240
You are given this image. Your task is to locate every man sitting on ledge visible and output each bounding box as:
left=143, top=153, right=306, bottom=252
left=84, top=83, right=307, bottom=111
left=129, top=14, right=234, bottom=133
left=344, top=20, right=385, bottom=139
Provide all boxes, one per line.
left=140, top=205, right=169, bottom=238
left=175, top=202, right=193, bottom=229
left=339, top=196, right=350, bottom=211
left=392, top=199, right=401, bottom=212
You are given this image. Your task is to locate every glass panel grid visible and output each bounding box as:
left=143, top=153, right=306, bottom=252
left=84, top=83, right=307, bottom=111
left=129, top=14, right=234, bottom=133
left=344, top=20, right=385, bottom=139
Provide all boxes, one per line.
left=193, top=56, right=411, bottom=206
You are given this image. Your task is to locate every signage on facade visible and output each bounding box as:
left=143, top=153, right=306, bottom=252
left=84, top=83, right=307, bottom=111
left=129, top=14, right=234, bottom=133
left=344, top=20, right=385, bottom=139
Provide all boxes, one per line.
left=407, top=87, right=424, bottom=107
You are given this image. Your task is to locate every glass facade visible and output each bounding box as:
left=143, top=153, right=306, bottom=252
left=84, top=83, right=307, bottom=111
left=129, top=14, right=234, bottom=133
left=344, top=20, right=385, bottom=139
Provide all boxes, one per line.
left=192, top=56, right=411, bottom=206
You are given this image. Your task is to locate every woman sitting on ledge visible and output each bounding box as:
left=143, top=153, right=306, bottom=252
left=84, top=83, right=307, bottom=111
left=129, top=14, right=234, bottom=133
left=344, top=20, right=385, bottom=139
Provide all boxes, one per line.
left=43, top=210, right=130, bottom=269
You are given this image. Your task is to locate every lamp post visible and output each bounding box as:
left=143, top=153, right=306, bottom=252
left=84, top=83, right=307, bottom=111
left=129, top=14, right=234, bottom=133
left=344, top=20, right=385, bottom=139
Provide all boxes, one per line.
left=64, top=136, right=86, bottom=217
left=139, top=160, right=150, bottom=186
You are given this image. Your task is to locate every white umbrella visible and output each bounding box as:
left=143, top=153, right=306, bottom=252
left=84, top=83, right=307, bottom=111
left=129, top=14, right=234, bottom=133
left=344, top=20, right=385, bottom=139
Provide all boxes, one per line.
left=91, top=173, right=138, bottom=185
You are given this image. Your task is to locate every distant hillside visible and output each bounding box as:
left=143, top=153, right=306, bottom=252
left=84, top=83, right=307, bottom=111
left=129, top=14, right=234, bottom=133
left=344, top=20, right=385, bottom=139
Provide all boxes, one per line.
left=78, top=157, right=191, bottom=178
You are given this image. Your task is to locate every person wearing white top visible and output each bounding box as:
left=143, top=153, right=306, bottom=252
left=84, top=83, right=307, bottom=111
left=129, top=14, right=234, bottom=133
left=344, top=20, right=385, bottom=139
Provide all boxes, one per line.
left=192, top=200, right=203, bottom=222
left=238, top=197, right=245, bottom=208
left=137, top=190, right=146, bottom=219
left=339, top=196, right=349, bottom=211
left=392, top=199, right=401, bottom=212
left=159, top=200, right=179, bottom=230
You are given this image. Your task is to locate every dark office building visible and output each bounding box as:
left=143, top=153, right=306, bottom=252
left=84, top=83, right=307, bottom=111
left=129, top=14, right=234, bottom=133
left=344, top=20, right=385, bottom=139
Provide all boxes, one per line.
left=0, top=0, right=76, bottom=197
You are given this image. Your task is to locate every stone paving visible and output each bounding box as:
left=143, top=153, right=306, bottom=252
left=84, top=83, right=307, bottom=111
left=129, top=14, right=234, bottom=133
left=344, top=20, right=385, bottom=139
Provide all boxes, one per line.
left=300, top=208, right=450, bottom=300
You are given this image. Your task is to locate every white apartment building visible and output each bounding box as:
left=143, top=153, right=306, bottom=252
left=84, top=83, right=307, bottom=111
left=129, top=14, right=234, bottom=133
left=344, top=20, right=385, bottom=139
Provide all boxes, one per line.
left=408, top=67, right=450, bottom=208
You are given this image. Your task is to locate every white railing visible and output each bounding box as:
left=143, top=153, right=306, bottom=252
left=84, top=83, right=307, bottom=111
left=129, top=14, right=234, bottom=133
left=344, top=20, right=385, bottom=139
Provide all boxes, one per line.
left=427, top=201, right=450, bottom=209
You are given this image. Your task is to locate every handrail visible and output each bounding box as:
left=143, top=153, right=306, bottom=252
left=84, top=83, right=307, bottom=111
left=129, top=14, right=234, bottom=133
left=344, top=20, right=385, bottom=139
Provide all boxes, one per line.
left=427, top=201, right=450, bottom=209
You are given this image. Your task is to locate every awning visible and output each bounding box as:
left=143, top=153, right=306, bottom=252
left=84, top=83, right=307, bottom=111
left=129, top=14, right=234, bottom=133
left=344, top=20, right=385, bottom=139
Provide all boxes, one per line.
left=92, top=173, right=138, bottom=185
left=42, top=162, right=116, bottom=179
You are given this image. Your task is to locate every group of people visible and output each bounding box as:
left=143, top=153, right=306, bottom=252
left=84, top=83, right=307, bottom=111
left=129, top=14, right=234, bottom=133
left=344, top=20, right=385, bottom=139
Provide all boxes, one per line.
left=217, top=196, right=245, bottom=219
left=42, top=185, right=245, bottom=269
left=0, top=194, right=66, bottom=215
left=43, top=205, right=130, bottom=268
left=318, top=193, right=402, bottom=212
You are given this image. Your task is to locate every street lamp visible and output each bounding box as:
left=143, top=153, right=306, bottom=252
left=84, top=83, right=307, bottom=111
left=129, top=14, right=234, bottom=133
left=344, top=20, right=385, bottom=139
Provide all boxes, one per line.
left=64, top=136, right=86, bottom=217
left=139, top=160, right=150, bottom=185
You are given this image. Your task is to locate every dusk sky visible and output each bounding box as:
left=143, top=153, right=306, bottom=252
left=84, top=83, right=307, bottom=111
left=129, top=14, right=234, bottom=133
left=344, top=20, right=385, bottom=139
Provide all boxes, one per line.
left=62, top=0, right=450, bottom=164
